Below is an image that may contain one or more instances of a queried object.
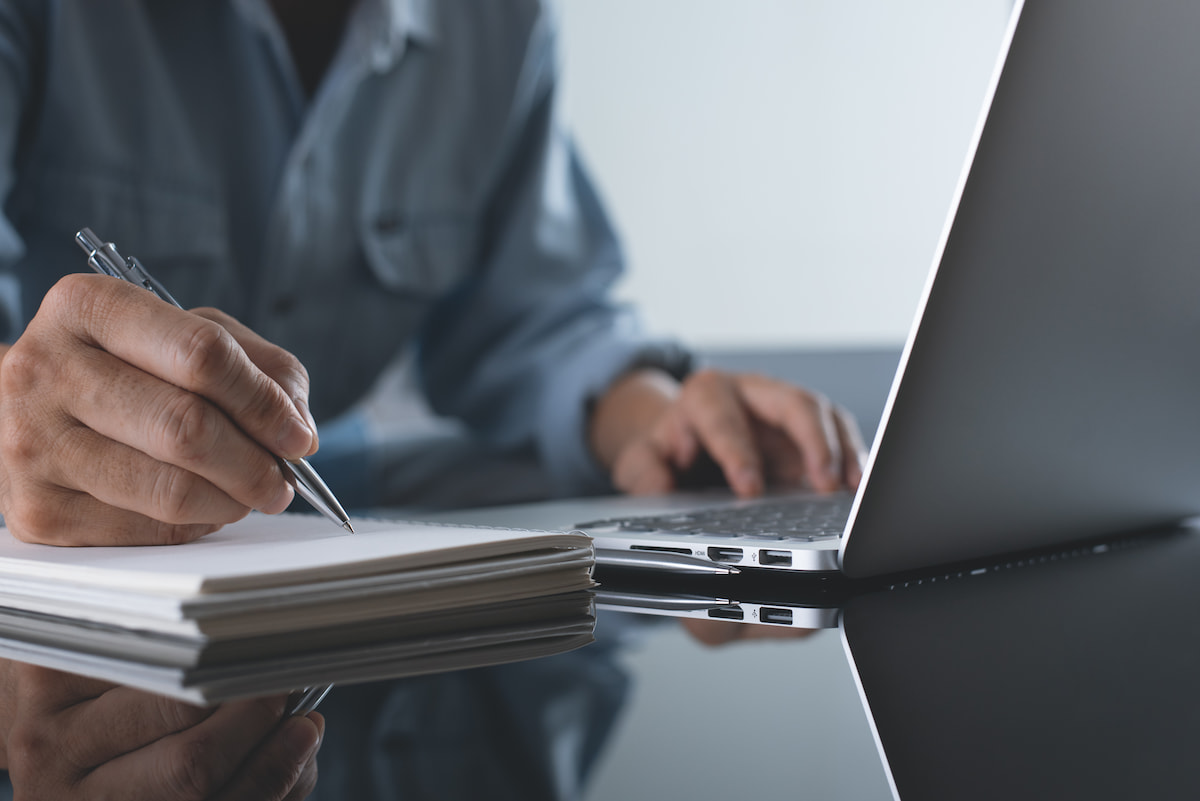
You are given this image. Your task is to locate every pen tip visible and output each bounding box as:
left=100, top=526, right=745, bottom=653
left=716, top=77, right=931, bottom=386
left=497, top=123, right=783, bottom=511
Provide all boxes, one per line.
left=343, top=521, right=355, bottom=533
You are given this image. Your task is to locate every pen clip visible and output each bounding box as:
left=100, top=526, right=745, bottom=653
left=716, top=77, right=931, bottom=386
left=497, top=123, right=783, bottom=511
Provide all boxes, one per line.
left=127, top=256, right=181, bottom=307
left=76, top=228, right=181, bottom=307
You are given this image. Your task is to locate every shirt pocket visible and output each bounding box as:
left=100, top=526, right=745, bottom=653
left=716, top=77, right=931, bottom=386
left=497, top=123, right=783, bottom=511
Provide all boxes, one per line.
left=14, top=166, right=237, bottom=311
left=358, top=213, right=476, bottom=299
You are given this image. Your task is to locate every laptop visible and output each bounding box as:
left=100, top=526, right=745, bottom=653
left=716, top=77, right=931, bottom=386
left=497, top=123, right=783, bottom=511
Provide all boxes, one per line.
left=593, top=559, right=865, bottom=631
left=426, top=0, right=1200, bottom=579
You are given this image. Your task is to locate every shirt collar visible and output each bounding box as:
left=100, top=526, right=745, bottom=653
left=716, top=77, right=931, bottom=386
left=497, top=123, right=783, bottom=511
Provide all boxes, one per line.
left=385, top=0, right=437, bottom=46
left=231, top=0, right=438, bottom=56
left=363, top=0, right=439, bottom=72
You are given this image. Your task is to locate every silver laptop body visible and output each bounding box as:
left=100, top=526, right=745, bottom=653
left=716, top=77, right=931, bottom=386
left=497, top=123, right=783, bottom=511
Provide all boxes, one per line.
left=430, top=0, right=1200, bottom=579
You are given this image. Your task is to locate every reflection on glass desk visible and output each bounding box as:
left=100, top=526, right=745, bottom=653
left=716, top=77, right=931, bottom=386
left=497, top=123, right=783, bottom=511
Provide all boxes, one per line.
left=586, top=524, right=1200, bottom=800
left=305, top=521, right=1200, bottom=800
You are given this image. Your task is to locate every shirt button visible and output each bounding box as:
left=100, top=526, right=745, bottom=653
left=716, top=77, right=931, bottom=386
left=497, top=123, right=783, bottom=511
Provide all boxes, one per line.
left=272, top=294, right=297, bottom=316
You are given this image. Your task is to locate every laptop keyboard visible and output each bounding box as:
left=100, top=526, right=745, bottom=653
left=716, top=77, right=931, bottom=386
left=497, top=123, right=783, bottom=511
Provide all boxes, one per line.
left=575, top=495, right=853, bottom=543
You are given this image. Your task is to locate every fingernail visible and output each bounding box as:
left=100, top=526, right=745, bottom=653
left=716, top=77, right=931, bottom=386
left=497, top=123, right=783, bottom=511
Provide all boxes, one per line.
left=276, top=416, right=312, bottom=459
left=285, top=719, right=320, bottom=761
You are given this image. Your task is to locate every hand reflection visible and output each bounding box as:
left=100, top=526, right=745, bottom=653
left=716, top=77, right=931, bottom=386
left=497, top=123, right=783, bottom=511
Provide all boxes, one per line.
left=0, top=662, right=323, bottom=800
left=680, top=618, right=819, bottom=646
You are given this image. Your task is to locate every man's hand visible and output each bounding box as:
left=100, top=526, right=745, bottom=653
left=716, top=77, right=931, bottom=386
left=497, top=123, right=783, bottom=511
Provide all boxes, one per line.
left=590, top=368, right=865, bottom=497
left=0, top=274, right=319, bottom=545
left=0, top=662, right=323, bottom=800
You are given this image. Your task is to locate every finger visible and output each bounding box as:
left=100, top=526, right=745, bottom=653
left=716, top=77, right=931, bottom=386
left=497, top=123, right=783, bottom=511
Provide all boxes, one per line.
left=677, top=370, right=763, bottom=497
left=660, top=412, right=700, bottom=471
left=56, top=685, right=214, bottom=768
left=41, top=425, right=259, bottom=524
left=212, top=712, right=324, bottom=801
left=46, top=275, right=314, bottom=461
left=55, top=344, right=295, bottom=514
left=5, top=666, right=119, bottom=790
left=14, top=663, right=114, bottom=715
left=281, top=731, right=321, bottom=801
left=734, top=375, right=843, bottom=492
left=6, top=667, right=212, bottom=788
left=754, top=422, right=809, bottom=487
left=192, top=309, right=317, bottom=453
left=83, top=695, right=292, bottom=801
left=1, top=482, right=220, bottom=546
left=281, top=713, right=325, bottom=801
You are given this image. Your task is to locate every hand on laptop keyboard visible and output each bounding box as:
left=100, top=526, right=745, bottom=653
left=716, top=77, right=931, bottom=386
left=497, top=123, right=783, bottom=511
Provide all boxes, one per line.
left=588, top=367, right=866, bottom=497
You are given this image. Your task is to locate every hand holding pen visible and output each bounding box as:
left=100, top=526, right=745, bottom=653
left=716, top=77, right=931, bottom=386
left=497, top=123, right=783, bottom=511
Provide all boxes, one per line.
left=72, top=230, right=344, bottom=716
left=0, top=229, right=350, bottom=546
left=76, top=229, right=352, bottom=533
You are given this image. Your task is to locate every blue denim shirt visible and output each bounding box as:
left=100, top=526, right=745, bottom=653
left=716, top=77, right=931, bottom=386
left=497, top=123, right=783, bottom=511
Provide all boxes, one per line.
left=0, top=0, right=690, bottom=502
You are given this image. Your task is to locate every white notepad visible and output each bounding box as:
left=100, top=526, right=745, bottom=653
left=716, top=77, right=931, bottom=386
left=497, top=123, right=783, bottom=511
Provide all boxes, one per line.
left=0, top=513, right=597, bottom=703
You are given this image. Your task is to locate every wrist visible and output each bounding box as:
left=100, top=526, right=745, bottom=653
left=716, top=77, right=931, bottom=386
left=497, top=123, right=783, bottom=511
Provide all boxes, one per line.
left=587, top=368, right=679, bottom=470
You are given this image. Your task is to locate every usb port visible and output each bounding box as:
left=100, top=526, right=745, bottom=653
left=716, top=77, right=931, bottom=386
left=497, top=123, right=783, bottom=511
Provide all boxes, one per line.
left=707, top=546, right=743, bottom=562
left=760, top=607, right=793, bottom=625
left=708, top=605, right=745, bottom=621
left=759, top=549, right=793, bottom=567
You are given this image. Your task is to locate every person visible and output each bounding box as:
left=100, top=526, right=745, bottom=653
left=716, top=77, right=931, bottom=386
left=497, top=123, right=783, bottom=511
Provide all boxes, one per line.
left=0, top=0, right=864, bottom=797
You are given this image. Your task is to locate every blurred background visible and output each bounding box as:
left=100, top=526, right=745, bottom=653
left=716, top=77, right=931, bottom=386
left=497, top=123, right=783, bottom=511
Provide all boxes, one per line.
left=558, top=0, right=1015, bottom=349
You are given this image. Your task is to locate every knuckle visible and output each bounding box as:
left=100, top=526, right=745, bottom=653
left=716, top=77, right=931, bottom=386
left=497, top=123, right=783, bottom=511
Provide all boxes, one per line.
left=154, top=695, right=212, bottom=734
left=6, top=499, right=69, bottom=544
left=163, top=732, right=222, bottom=800
left=783, top=392, right=825, bottom=430
left=262, top=348, right=308, bottom=392
left=155, top=394, right=221, bottom=466
left=149, top=467, right=207, bottom=523
left=0, top=344, right=44, bottom=399
left=770, top=382, right=814, bottom=415
left=0, top=416, right=44, bottom=474
left=47, top=274, right=126, bottom=341
left=684, top=367, right=725, bottom=394
left=42, top=273, right=97, bottom=319
left=174, top=319, right=238, bottom=389
left=189, top=306, right=231, bottom=326
left=7, top=724, right=50, bottom=774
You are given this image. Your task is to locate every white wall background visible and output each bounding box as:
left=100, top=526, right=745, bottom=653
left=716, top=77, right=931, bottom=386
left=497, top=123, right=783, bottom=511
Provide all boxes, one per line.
left=558, top=1, right=1015, bottom=348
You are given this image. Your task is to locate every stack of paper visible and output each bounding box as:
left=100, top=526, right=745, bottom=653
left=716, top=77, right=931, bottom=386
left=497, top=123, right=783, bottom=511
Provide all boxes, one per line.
left=0, top=513, right=596, bottom=704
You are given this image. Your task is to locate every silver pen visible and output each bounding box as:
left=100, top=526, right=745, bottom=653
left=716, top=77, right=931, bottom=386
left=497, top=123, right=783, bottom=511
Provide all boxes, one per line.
left=75, top=228, right=354, bottom=534
left=595, top=548, right=741, bottom=575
